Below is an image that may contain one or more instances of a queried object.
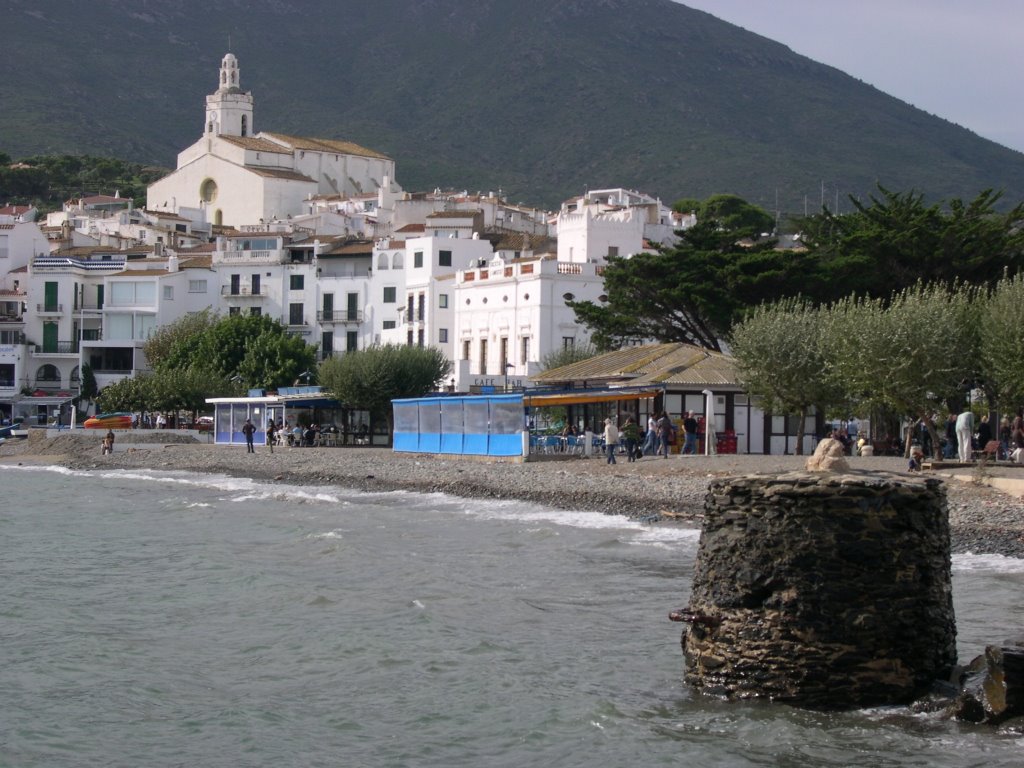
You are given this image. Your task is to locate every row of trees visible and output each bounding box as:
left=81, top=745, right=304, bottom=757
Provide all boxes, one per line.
left=96, top=310, right=451, bottom=433
left=730, top=276, right=1024, bottom=456
left=570, top=188, right=1024, bottom=352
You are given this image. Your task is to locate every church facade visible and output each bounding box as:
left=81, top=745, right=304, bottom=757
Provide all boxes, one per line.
left=147, top=53, right=397, bottom=228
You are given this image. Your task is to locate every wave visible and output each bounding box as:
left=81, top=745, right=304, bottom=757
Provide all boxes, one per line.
left=952, top=552, right=1024, bottom=573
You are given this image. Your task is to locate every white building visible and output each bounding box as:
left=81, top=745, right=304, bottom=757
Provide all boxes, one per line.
left=147, top=53, right=397, bottom=228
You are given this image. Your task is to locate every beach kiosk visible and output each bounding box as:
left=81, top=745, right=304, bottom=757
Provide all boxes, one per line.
left=392, top=386, right=662, bottom=459
left=206, top=386, right=343, bottom=446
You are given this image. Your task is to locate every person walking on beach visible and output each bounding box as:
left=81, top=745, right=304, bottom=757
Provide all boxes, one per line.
left=682, top=411, right=699, bottom=455
left=242, top=418, right=256, bottom=453
left=622, top=417, right=640, bottom=462
left=955, top=407, right=974, bottom=463
left=657, top=412, right=673, bottom=458
left=101, top=429, right=115, bottom=455
left=603, top=418, right=619, bottom=464
left=642, top=414, right=658, bottom=457
left=266, top=418, right=276, bottom=454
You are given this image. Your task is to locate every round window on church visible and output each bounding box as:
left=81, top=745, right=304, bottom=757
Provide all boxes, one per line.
left=200, top=178, right=218, bottom=203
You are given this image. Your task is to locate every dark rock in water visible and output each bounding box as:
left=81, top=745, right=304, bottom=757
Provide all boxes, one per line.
left=952, top=642, right=1024, bottom=724
left=680, top=471, right=956, bottom=709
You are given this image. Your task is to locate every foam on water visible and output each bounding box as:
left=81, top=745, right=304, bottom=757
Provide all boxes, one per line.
left=953, top=552, right=1024, bottom=573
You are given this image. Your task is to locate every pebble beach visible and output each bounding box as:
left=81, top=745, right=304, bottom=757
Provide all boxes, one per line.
left=3, top=430, right=1023, bottom=557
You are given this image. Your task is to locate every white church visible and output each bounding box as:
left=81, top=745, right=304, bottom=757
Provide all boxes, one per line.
left=146, top=53, right=398, bottom=228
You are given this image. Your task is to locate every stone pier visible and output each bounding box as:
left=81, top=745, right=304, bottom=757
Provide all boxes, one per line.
left=679, top=470, right=957, bottom=709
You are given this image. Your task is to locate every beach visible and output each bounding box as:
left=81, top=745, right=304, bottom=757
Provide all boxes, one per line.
left=3, top=430, right=1023, bottom=557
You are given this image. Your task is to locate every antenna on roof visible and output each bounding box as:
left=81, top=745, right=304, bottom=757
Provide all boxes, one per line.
left=228, top=33, right=232, bottom=52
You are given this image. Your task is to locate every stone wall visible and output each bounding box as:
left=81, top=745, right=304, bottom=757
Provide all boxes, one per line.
left=680, top=471, right=956, bottom=709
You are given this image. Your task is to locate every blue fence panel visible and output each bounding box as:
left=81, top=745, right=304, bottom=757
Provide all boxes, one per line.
left=418, top=400, right=442, bottom=453
left=440, top=399, right=465, bottom=454
left=393, top=401, right=420, bottom=452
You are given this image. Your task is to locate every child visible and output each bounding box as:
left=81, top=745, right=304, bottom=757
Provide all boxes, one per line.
left=908, top=445, right=924, bottom=472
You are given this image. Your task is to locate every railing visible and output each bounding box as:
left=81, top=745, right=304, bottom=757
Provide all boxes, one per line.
left=216, top=249, right=280, bottom=263
left=221, top=285, right=266, bottom=297
left=0, top=314, right=23, bottom=323
left=317, top=310, right=364, bottom=323
left=557, top=263, right=583, bottom=275
left=36, top=303, right=63, bottom=313
left=33, top=341, right=80, bottom=354
left=285, top=317, right=308, bottom=327
left=81, top=329, right=102, bottom=341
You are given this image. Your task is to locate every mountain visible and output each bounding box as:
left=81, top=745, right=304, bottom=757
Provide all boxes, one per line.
left=3, top=0, right=1024, bottom=211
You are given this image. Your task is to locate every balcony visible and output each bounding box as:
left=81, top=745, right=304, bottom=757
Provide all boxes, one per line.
left=0, top=313, right=24, bottom=324
left=317, top=309, right=364, bottom=324
left=36, top=303, right=64, bottom=314
left=285, top=316, right=309, bottom=328
left=221, top=285, right=267, bottom=297
left=33, top=341, right=80, bottom=355
left=215, top=249, right=282, bottom=264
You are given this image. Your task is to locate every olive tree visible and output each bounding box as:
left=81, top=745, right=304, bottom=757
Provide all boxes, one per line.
left=318, top=345, right=451, bottom=436
left=820, top=283, right=978, bottom=458
left=730, top=298, right=844, bottom=454
left=978, top=272, right=1024, bottom=414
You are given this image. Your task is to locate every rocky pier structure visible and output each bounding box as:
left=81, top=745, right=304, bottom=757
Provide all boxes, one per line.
left=677, top=466, right=957, bottom=709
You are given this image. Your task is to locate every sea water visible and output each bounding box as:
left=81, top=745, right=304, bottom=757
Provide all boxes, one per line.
left=2, top=465, right=1023, bottom=767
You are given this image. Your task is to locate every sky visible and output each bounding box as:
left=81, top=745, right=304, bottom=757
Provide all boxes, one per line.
left=679, top=0, right=1024, bottom=154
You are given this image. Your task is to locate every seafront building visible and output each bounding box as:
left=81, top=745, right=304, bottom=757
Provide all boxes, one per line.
left=2, top=52, right=712, bottom=438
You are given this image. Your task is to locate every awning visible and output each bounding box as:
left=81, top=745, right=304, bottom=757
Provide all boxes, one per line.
left=523, top=386, right=661, bottom=408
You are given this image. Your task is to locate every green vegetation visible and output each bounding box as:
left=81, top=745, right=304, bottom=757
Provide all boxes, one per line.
left=317, top=345, right=451, bottom=436
left=96, top=312, right=319, bottom=416
left=572, top=190, right=1024, bottom=352
left=0, top=152, right=167, bottom=213
left=729, top=279, right=1024, bottom=459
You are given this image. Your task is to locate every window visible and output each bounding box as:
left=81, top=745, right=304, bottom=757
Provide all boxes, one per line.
left=289, top=303, right=304, bottom=325
left=347, top=331, right=358, bottom=352
left=249, top=307, right=261, bottom=317
left=383, top=286, right=397, bottom=303
left=188, top=280, right=207, bottom=293
left=413, top=251, right=423, bottom=268
left=500, top=337, right=509, bottom=371
left=417, top=328, right=424, bottom=348
left=417, top=293, right=425, bottom=321
left=175, top=224, right=187, bottom=233
left=563, top=337, right=575, bottom=349
left=407, top=329, right=414, bottom=346
left=520, top=336, right=530, bottom=365
left=229, top=306, right=240, bottom=316
left=290, top=274, right=304, bottom=290
left=383, top=320, right=396, bottom=330
left=479, top=339, right=488, bottom=375
left=439, top=328, right=448, bottom=343
left=110, top=282, right=156, bottom=306
left=377, top=253, right=389, bottom=270
left=322, top=331, right=333, bottom=356
left=439, top=250, right=452, bottom=267
left=608, top=246, right=619, bottom=257
left=462, top=339, right=471, bottom=360
left=163, top=286, right=173, bottom=300
left=439, top=294, right=448, bottom=309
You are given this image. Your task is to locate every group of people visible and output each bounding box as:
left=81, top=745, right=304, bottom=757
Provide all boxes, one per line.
left=240, top=418, right=370, bottom=453
left=937, top=409, right=1024, bottom=463
left=598, top=411, right=701, bottom=464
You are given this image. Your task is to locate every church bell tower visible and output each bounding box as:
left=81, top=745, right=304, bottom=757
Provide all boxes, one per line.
left=204, top=53, right=254, bottom=138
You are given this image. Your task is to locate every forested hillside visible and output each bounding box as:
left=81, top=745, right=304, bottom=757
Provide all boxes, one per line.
left=3, top=0, right=1023, bottom=210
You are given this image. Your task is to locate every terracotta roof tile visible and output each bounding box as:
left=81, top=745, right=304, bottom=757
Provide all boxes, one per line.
left=261, top=132, right=391, bottom=160
left=220, top=135, right=293, bottom=153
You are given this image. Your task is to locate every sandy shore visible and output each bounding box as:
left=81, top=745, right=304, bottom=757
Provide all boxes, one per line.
left=4, top=430, right=1023, bottom=557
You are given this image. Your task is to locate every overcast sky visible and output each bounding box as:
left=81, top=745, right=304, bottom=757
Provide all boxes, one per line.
left=679, top=0, right=1024, bottom=153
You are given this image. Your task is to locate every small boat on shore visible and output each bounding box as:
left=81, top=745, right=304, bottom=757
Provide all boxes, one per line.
left=83, top=412, right=134, bottom=430
left=0, top=420, right=26, bottom=440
